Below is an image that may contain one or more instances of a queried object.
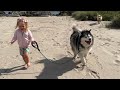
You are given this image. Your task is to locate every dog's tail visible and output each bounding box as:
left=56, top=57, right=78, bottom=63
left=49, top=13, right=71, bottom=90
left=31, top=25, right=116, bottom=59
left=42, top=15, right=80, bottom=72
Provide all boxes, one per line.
left=72, top=24, right=82, bottom=32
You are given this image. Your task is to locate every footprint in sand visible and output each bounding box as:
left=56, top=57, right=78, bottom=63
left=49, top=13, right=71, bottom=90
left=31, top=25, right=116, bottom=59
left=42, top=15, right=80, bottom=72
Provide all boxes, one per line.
left=114, top=60, right=120, bottom=65
left=16, top=55, right=19, bottom=57
left=113, top=55, right=120, bottom=65
left=30, top=57, right=33, bottom=60
left=101, top=42, right=110, bottom=46
left=0, top=41, right=3, bottom=44
left=117, top=42, right=120, bottom=46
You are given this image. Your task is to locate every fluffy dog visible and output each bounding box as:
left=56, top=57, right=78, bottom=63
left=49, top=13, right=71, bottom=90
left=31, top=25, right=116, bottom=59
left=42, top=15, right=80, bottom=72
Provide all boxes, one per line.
left=97, top=15, right=102, bottom=24
left=70, top=24, right=94, bottom=67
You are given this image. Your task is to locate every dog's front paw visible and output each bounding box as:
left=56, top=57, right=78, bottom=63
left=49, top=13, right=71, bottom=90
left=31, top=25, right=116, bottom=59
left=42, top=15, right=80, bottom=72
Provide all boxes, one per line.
left=76, top=63, right=86, bottom=70
left=72, top=57, right=75, bottom=60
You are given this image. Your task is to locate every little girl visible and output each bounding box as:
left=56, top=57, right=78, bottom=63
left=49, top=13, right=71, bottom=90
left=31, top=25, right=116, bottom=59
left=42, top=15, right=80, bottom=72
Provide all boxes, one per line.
left=11, top=17, right=35, bottom=68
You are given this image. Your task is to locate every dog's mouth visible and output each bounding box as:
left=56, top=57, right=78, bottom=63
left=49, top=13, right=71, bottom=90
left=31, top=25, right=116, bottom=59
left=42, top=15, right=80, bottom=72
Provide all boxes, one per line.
left=85, top=40, right=91, bottom=44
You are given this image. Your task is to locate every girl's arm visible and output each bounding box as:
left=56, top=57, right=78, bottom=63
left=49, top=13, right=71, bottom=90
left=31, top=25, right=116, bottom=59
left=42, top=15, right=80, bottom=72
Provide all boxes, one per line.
left=28, top=30, right=35, bottom=42
left=11, top=31, right=17, bottom=44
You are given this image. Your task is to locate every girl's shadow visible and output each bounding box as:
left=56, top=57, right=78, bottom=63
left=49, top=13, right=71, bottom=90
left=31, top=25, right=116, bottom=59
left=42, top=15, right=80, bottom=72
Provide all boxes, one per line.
left=0, top=65, right=27, bottom=75
left=35, top=57, right=80, bottom=79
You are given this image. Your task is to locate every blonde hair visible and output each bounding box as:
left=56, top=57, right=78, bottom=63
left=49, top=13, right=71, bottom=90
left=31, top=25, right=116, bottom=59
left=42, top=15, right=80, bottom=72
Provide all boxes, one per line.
left=15, top=17, right=28, bottom=31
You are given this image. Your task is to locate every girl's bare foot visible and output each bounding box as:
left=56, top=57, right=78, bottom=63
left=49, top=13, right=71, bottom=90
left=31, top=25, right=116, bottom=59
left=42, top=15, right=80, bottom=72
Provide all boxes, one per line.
left=24, top=63, right=31, bottom=69
left=27, top=62, right=31, bottom=68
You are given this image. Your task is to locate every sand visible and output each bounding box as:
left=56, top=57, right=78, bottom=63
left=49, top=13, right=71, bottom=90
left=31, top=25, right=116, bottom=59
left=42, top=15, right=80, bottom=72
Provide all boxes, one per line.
left=0, top=16, right=120, bottom=79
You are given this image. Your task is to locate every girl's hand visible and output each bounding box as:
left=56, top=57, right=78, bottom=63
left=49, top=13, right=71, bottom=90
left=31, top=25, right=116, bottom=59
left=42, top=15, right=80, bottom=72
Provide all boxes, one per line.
left=31, top=41, right=36, bottom=44
left=31, top=41, right=37, bottom=47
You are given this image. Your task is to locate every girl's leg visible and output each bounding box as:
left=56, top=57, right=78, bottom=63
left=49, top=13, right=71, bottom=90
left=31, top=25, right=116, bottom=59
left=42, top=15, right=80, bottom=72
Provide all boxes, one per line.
left=23, top=53, right=31, bottom=67
left=20, top=47, right=31, bottom=68
left=22, top=55, right=27, bottom=64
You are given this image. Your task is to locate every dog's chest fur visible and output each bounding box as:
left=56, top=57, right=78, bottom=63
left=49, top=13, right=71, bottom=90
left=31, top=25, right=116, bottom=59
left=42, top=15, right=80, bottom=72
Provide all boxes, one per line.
left=78, top=46, right=91, bottom=57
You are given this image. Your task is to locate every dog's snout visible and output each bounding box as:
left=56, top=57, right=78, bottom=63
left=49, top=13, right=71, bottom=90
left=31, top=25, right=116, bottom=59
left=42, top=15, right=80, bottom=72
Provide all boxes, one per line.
left=89, top=38, right=91, bottom=41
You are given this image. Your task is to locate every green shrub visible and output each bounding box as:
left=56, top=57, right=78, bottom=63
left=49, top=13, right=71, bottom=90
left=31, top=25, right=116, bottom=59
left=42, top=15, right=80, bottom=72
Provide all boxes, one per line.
left=72, top=11, right=120, bottom=21
left=72, top=11, right=97, bottom=21
left=72, top=11, right=85, bottom=20
left=108, top=15, right=120, bottom=28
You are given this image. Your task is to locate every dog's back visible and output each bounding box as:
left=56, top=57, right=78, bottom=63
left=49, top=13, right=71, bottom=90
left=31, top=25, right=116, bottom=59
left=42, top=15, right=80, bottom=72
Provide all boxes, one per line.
left=70, top=24, right=82, bottom=56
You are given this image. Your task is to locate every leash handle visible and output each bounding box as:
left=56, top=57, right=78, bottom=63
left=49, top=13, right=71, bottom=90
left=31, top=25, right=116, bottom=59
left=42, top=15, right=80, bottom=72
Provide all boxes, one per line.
left=31, top=41, right=40, bottom=51
left=31, top=41, right=48, bottom=59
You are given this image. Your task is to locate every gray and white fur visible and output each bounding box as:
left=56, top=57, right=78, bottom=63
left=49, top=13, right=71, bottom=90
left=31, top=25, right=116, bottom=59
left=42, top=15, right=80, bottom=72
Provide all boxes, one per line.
left=70, top=24, right=94, bottom=67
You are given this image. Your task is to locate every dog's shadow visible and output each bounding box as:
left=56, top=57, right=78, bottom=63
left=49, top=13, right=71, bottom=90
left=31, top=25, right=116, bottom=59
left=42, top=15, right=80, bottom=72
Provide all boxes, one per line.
left=89, top=22, right=97, bottom=26
left=35, top=57, right=80, bottom=79
left=0, top=65, right=27, bottom=75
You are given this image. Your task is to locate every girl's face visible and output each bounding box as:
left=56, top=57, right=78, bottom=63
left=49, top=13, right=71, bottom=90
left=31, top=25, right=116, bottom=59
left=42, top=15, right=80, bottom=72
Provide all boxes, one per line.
left=18, top=22, right=26, bottom=31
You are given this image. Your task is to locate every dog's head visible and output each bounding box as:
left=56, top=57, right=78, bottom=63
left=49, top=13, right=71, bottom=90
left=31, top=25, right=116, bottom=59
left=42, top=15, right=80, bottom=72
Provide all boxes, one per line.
left=71, top=24, right=94, bottom=47
left=97, top=15, right=102, bottom=20
left=80, top=29, right=94, bottom=47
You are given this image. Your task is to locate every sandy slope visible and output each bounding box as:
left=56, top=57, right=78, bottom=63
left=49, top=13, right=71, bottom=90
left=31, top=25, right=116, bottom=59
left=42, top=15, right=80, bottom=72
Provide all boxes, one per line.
left=0, top=16, right=120, bottom=79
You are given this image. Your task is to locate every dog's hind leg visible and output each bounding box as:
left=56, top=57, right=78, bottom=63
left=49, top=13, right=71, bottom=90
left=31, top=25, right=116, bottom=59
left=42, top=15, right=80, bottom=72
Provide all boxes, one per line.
left=73, top=51, right=77, bottom=60
left=71, top=47, right=77, bottom=60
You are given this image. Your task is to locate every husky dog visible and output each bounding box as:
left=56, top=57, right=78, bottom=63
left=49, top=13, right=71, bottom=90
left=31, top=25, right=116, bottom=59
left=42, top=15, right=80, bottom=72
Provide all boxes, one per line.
left=70, top=24, right=94, bottom=67
left=97, top=15, right=102, bottom=24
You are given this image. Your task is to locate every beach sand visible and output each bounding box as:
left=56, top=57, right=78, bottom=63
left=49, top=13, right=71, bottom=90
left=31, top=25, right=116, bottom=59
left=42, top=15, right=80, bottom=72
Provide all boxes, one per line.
left=0, top=16, right=120, bottom=79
